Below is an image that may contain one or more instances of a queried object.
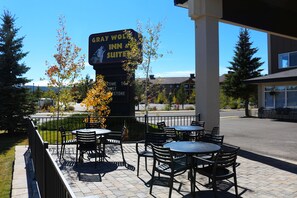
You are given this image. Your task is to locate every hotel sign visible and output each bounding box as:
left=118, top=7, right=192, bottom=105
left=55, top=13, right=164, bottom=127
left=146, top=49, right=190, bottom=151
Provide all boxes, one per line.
left=89, top=29, right=139, bottom=65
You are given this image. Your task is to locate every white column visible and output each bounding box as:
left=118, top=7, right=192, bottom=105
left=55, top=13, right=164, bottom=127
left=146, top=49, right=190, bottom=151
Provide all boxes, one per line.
left=188, top=0, right=222, bottom=131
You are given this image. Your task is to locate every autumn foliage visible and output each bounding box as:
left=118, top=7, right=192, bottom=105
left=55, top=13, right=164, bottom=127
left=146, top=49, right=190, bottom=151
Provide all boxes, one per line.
left=81, top=75, right=112, bottom=128
left=45, top=16, right=85, bottom=114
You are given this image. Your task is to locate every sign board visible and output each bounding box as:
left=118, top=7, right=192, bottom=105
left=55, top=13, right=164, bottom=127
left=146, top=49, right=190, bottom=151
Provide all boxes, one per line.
left=89, top=29, right=139, bottom=65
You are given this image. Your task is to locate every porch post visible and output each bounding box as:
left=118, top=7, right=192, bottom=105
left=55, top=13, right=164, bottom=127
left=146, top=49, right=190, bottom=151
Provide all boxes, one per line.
left=188, top=0, right=222, bottom=131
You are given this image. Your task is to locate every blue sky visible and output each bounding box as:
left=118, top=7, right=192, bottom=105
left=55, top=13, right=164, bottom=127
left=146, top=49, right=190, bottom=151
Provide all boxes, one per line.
left=1, top=0, right=268, bottom=86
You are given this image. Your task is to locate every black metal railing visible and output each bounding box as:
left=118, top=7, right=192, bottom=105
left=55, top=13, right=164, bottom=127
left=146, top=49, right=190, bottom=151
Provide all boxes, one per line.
left=27, top=118, right=75, bottom=198
left=30, top=114, right=200, bottom=144
left=259, top=108, right=297, bottom=121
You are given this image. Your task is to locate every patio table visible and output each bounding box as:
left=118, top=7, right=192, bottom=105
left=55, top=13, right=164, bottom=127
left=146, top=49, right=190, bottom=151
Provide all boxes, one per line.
left=164, top=141, right=221, bottom=197
left=166, top=125, right=204, bottom=141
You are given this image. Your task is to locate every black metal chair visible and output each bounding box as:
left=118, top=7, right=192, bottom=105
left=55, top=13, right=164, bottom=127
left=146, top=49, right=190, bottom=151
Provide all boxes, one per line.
left=164, top=127, right=178, bottom=141
left=157, top=121, right=167, bottom=131
left=194, top=145, right=240, bottom=197
left=75, top=130, right=98, bottom=166
left=188, top=120, right=205, bottom=141
left=200, top=134, right=224, bottom=145
left=85, top=122, right=100, bottom=129
left=191, top=120, right=205, bottom=127
left=135, top=132, right=168, bottom=176
left=150, top=144, right=189, bottom=198
left=59, top=126, right=77, bottom=160
left=103, top=126, right=128, bottom=165
left=210, top=126, right=220, bottom=135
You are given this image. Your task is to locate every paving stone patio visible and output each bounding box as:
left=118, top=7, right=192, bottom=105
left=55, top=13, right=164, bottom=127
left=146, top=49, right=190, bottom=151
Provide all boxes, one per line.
left=52, top=143, right=297, bottom=198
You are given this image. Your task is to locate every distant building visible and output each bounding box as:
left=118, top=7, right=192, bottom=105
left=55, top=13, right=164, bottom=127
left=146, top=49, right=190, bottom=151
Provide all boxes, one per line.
left=246, top=35, right=297, bottom=120
left=137, top=73, right=226, bottom=98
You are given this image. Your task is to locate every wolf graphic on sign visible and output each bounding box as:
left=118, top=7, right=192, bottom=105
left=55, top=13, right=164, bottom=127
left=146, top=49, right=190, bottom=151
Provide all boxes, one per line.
left=91, top=46, right=105, bottom=64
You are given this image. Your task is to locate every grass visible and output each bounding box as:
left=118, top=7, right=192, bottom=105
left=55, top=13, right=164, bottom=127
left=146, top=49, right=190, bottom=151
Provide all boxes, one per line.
left=0, top=132, right=28, bottom=198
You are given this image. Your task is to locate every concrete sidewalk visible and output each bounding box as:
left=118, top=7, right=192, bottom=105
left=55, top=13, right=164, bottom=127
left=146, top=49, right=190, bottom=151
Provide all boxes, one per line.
left=13, top=143, right=297, bottom=198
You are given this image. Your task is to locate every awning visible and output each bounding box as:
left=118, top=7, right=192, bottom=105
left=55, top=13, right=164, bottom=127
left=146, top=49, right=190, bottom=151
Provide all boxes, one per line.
left=245, top=68, right=297, bottom=84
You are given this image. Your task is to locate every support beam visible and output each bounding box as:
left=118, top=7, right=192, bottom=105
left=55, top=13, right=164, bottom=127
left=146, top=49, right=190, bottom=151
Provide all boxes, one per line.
left=188, top=0, right=221, bottom=131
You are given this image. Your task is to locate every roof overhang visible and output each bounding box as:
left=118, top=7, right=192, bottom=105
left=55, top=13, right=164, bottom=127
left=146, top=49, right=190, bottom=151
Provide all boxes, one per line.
left=174, top=0, right=297, bottom=40
left=245, top=68, right=297, bottom=84
left=174, top=0, right=188, bottom=8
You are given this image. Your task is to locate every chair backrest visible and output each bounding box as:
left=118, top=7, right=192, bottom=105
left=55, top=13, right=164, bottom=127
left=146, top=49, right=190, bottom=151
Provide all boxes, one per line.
left=76, top=131, right=97, bottom=149
left=151, top=144, right=172, bottom=166
left=157, top=121, right=166, bottom=131
left=164, top=127, right=176, bottom=137
left=201, top=134, right=224, bottom=145
left=121, top=126, right=128, bottom=141
left=215, top=145, right=239, bottom=169
left=145, top=132, right=168, bottom=146
left=85, top=122, right=100, bottom=129
left=211, top=127, right=219, bottom=135
left=59, top=126, right=67, bottom=143
left=191, top=120, right=205, bottom=127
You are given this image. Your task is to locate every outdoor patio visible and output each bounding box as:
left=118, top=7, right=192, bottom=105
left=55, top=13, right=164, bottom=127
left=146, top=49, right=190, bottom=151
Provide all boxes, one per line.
left=42, top=143, right=297, bottom=198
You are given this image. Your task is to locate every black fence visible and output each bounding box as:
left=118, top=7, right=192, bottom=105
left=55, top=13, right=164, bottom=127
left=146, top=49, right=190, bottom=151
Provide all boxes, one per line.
left=30, top=114, right=200, bottom=144
left=27, top=118, right=76, bottom=198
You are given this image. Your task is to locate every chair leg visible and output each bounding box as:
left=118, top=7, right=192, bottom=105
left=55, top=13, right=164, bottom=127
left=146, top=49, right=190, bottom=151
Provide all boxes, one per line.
left=137, top=156, right=140, bottom=176
left=169, top=173, right=174, bottom=198
left=145, top=157, right=148, bottom=173
left=234, top=175, right=239, bottom=197
left=59, top=144, right=64, bottom=160
left=149, top=166, right=156, bottom=194
left=75, top=147, right=78, bottom=163
left=120, top=144, right=126, bottom=165
left=212, top=178, right=217, bottom=198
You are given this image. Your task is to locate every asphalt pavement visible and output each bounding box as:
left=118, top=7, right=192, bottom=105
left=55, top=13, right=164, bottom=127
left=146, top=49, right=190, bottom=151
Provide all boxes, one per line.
left=221, top=115, right=297, bottom=162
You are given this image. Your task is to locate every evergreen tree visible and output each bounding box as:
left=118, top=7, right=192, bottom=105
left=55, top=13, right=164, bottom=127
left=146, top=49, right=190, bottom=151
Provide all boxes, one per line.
left=222, top=28, right=263, bottom=117
left=0, top=11, right=35, bottom=133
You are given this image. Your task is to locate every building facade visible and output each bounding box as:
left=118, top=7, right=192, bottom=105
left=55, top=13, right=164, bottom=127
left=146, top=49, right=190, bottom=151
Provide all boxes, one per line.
left=247, top=35, right=297, bottom=120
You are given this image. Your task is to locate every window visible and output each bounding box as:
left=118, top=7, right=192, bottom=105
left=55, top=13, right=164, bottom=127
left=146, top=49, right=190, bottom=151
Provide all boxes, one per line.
left=264, top=85, right=297, bottom=108
left=278, top=51, right=297, bottom=68
left=287, top=86, right=297, bottom=107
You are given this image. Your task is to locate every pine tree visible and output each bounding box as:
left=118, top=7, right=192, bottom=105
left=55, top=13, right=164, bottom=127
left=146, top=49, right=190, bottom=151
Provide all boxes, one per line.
left=222, top=28, right=263, bottom=117
left=0, top=11, right=35, bottom=133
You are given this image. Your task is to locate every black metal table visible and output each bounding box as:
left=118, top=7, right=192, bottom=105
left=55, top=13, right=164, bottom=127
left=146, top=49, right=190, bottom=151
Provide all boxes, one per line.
left=164, top=141, right=221, bottom=196
left=171, top=125, right=204, bottom=132
left=167, top=125, right=204, bottom=141
left=72, top=128, right=111, bottom=136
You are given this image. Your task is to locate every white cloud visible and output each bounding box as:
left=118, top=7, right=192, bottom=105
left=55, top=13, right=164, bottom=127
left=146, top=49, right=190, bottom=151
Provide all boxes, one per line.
left=26, top=80, right=49, bottom=87
left=153, top=70, right=195, bottom=77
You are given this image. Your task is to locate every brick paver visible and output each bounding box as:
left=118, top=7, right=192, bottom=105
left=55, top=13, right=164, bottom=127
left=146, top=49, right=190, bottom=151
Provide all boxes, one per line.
left=53, top=143, right=297, bottom=198
left=13, top=143, right=297, bottom=198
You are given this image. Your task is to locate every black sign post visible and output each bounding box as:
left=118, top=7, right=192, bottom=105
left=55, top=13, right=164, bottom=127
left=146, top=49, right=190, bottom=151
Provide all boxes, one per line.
left=89, top=29, right=141, bottom=116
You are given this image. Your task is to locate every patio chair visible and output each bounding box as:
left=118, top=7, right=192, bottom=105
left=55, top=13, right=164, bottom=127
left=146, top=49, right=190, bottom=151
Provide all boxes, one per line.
left=85, top=122, right=100, bottom=129
left=59, top=126, right=77, bottom=160
left=75, top=130, right=98, bottom=166
left=210, top=126, right=219, bottom=135
left=136, top=132, right=168, bottom=176
left=103, top=126, right=128, bottom=165
left=191, top=120, right=205, bottom=127
left=189, top=120, right=205, bottom=141
left=157, top=121, right=166, bottom=131
left=200, top=134, right=224, bottom=145
left=194, top=145, right=240, bottom=197
left=150, top=144, right=189, bottom=198
left=164, top=127, right=178, bottom=141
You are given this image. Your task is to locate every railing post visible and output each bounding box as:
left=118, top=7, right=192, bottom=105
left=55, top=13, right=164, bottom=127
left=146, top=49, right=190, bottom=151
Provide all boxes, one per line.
left=43, top=142, right=48, bottom=198
left=144, top=114, right=148, bottom=133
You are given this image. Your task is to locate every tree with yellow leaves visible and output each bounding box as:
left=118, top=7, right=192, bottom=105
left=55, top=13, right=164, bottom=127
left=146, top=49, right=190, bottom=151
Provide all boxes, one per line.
left=45, top=16, right=85, bottom=116
left=81, top=75, right=112, bottom=128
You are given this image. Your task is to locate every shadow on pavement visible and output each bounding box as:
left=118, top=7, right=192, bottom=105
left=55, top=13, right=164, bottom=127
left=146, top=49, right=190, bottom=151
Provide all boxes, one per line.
left=239, top=149, right=297, bottom=174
